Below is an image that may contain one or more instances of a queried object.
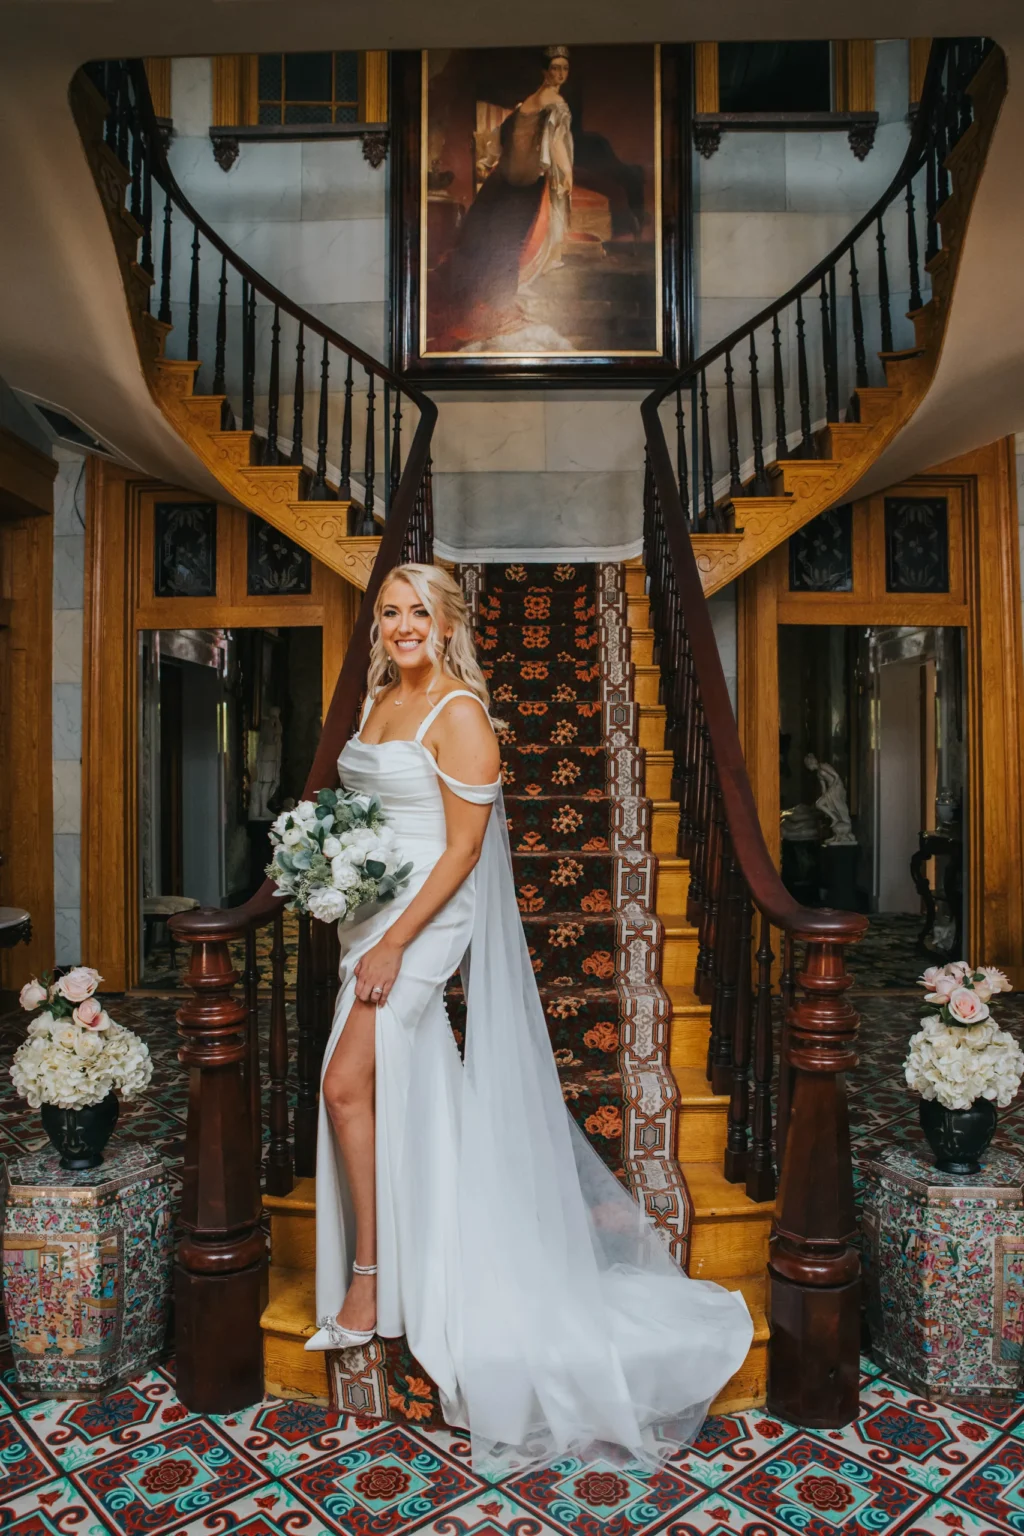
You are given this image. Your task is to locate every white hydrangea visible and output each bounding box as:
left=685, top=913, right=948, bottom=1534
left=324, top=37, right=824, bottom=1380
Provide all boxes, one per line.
left=10, top=1011, right=153, bottom=1110
left=905, top=1013, right=1024, bottom=1111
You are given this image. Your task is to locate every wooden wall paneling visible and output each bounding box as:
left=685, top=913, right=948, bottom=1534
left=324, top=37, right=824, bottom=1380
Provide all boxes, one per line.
left=0, top=427, right=57, bottom=520
left=0, top=508, right=55, bottom=988
left=82, top=460, right=138, bottom=992
left=694, top=42, right=719, bottom=114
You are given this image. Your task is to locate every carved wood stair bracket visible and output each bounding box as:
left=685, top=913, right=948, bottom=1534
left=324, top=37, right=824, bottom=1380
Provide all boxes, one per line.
left=691, top=46, right=1006, bottom=597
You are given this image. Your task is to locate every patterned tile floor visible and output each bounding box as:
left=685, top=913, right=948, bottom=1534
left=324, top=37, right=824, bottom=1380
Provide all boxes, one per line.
left=3, top=991, right=1024, bottom=1534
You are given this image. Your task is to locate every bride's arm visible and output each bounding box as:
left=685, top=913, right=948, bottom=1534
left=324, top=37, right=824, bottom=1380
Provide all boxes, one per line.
left=352, top=697, right=501, bottom=1004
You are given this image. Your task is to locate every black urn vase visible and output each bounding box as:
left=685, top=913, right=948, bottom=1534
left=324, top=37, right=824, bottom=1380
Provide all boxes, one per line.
left=919, top=1096, right=997, bottom=1176
left=40, top=1093, right=119, bottom=1170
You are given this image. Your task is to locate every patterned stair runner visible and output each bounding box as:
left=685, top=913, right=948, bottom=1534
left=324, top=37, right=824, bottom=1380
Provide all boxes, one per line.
left=329, top=561, right=687, bottom=1427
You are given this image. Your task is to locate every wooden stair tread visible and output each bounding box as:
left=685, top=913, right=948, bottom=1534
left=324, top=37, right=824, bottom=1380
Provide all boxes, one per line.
left=684, top=1161, right=776, bottom=1219
left=262, top=1265, right=316, bottom=1339
left=666, top=983, right=709, bottom=1016
left=659, top=910, right=698, bottom=937
left=264, top=1176, right=317, bottom=1214
left=675, top=1066, right=728, bottom=1106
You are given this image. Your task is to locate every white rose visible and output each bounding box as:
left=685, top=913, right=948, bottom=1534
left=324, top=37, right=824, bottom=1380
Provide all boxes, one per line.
left=307, top=887, right=349, bottom=924
left=294, top=800, right=319, bottom=826
left=980, top=966, right=1013, bottom=996
left=323, top=836, right=342, bottom=858
left=331, top=857, right=360, bottom=891
left=19, top=979, right=48, bottom=1011
left=946, top=987, right=990, bottom=1026
left=281, top=823, right=305, bottom=848
left=56, top=966, right=103, bottom=1003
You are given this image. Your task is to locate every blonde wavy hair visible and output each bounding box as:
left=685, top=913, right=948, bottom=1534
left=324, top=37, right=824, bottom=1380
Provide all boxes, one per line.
left=367, top=563, right=490, bottom=709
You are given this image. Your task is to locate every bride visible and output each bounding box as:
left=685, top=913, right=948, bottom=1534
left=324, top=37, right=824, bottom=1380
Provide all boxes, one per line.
left=308, top=561, right=752, bottom=1472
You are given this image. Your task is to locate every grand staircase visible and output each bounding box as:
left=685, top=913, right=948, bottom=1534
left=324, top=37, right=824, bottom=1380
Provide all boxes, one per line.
left=67, top=42, right=1007, bottom=1426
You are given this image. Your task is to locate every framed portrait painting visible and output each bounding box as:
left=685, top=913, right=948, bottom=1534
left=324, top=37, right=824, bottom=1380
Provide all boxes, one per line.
left=390, top=45, right=692, bottom=386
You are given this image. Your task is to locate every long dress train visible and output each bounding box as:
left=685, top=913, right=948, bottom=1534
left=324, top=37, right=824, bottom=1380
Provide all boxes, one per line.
left=315, top=689, right=753, bottom=1474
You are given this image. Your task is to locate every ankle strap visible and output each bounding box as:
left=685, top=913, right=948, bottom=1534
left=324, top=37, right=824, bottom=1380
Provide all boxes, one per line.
left=352, top=1262, right=377, bottom=1275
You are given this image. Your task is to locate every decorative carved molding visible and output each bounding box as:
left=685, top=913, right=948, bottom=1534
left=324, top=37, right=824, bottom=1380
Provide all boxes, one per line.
left=848, top=120, right=877, bottom=160
left=361, top=130, right=389, bottom=169
left=212, top=135, right=239, bottom=173
left=693, top=120, right=722, bottom=159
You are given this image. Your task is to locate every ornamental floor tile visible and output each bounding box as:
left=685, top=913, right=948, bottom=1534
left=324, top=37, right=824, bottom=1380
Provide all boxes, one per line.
left=403, top=1488, right=564, bottom=1536
left=722, top=1432, right=928, bottom=1535
left=502, top=1458, right=703, bottom=1536
left=172, top=1483, right=338, bottom=1536
left=0, top=1414, right=61, bottom=1502
left=0, top=1476, right=96, bottom=1536
left=16, top=1373, right=194, bottom=1473
left=281, top=1423, right=484, bottom=1535
left=210, top=1398, right=380, bottom=1477
left=669, top=1410, right=799, bottom=1489
left=937, top=1434, right=1024, bottom=1533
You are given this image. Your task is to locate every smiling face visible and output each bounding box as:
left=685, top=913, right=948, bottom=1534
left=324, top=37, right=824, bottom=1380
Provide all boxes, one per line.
left=378, top=576, right=450, bottom=678
left=544, top=56, right=569, bottom=89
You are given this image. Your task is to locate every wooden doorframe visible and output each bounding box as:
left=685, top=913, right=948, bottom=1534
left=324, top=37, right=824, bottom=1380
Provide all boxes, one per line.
left=737, top=437, right=1024, bottom=976
left=83, top=460, right=359, bottom=990
left=0, top=429, right=57, bottom=990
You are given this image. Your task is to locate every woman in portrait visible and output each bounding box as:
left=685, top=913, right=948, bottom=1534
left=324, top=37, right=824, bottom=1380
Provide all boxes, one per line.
left=428, top=46, right=575, bottom=347
left=305, top=562, right=752, bottom=1476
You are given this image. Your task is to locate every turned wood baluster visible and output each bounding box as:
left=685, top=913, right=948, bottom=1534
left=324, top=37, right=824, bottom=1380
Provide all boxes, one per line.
left=187, top=227, right=200, bottom=363
left=422, top=455, right=435, bottom=557
left=723, top=883, right=754, bottom=1179
left=685, top=709, right=710, bottom=927
left=849, top=246, right=869, bottom=391
left=675, top=391, right=691, bottom=531
left=339, top=355, right=354, bottom=511
left=925, top=126, right=940, bottom=265
left=906, top=175, right=924, bottom=312
left=771, top=313, right=787, bottom=462
left=795, top=294, right=815, bottom=456
left=677, top=644, right=699, bottom=854
left=265, top=306, right=281, bottom=463
left=293, top=913, right=317, bottom=1177
left=265, top=911, right=293, bottom=1196
left=819, top=275, right=838, bottom=423
left=140, top=146, right=153, bottom=282
left=360, top=370, right=377, bottom=535
left=158, top=190, right=172, bottom=326
left=697, top=769, right=725, bottom=1009
left=290, top=323, right=305, bottom=468
left=170, top=929, right=266, bottom=1412
left=724, top=351, right=742, bottom=498
left=129, top=113, right=142, bottom=224
left=310, top=339, right=332, bottom=500
left=243, top=928, right=261, bottom=1168
left=242, top=283, right=256, bottom=434
left=390, top=392, right=403, bottom=507
left=707, top=829, right=740, bottom=1095
left=768, top=935, right=861, bottom=1428
left=748, top=330, right=772, bottom=494
left=699, top=369, right=716, bottom=532
left=876, top=217, right=894, bottom=354
left=746, top=912, right=777, bottom=1203
left=212, top=257, right=228, bottom=397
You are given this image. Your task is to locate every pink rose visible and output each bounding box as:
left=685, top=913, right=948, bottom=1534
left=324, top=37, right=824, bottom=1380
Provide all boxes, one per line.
left=946, top=961, right=972, bottom=980
left=73, top=997, right=103, bottom=1027
left=19, top=979, right=48, bottom=1011
left=55, top=966, right=103, bottom=1004
left=946, top=986, right=990, bottom=1026
left=919, top=967, right=944, bottom=989
left=925, top=975, right=958, bottom=1003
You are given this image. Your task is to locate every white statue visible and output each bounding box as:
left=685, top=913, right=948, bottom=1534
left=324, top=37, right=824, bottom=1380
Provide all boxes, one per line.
left=248, top=705, right=283, bottom=821
left=804, top=754, right=857, bottom=846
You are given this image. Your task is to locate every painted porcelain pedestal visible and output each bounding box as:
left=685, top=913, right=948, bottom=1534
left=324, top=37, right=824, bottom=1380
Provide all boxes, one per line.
left=0, top=1140, right=173, bottom=1397
left=863, top=1145, right=1024, bottom=1397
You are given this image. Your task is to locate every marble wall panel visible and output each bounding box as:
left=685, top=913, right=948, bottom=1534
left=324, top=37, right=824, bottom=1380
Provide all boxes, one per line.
left=696, top=132, right=787, bottom=215
left=170, top=57, right=212, bottom=139
left=53, top=536, right=84, bottom=610
left=52, top=685, right=82, bottom=762
left=52, top=761, right=81, bottom=837
left=433, top=470, right=643, bottom=558
left=432, top=401, right=546, bottom=474
left=784, top=122, right=909, bottom=215
left=52, top=610, right=83, bottom=685
left=167, top=135, right=303, bottom=224
left=543, top=398, right=646, bottom=474
left=699, top=211, right=863, bottom=300
left=53, top=835, right=81, bottom=911
left=54, top=907, right=81, bottom=969
left=300, top=140, right=388, bottom=222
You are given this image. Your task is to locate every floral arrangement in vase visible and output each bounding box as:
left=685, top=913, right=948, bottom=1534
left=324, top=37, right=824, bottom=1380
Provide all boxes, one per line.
left=11, top=967, right=153, bottom=1170
left=904, top=961, right=1022, bottom=1175
left=267, top=789, right=412, bottom=926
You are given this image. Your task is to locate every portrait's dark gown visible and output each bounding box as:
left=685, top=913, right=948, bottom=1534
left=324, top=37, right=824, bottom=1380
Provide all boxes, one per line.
left=429, top=98, right=570, bottom=346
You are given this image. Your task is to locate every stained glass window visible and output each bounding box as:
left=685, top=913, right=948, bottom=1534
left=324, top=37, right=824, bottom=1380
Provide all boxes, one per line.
left=247, top=516, right=312, bottom=595
left=257, top=53, right=360, bottom=126
left=789, top=505, right=853, bottom=592
left=154, top=503, right=217, bottom=597
left=884, top=497, right=949, bottom=593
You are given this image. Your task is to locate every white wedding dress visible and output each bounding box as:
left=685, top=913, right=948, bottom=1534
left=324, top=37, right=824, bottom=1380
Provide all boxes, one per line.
left=315, top=689, right=753, bottom=1474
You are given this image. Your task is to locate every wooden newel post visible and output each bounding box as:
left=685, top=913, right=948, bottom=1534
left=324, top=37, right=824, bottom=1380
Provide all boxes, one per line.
left=767, top=934, right=860, bottom=1428
left=172, top=927, right=267, bottom=1412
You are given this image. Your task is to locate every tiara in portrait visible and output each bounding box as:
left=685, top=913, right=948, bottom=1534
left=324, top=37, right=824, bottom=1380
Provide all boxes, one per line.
left=544, top=46, right=570, bottom=61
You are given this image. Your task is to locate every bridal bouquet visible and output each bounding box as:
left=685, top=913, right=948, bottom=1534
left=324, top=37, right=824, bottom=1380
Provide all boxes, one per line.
left=904, top=961, right=1023, bottom=1111
left=267, top=788, right=413, bottom=925
left=11, top=967, right=153, bottom=1110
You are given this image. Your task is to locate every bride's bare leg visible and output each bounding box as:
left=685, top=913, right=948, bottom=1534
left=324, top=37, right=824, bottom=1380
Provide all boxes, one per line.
left=322, top=997, right=377, bottom=1331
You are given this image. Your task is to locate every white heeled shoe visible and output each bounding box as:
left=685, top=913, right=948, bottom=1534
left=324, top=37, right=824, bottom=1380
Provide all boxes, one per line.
left=304, top=1263, right=378, bottom=1352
